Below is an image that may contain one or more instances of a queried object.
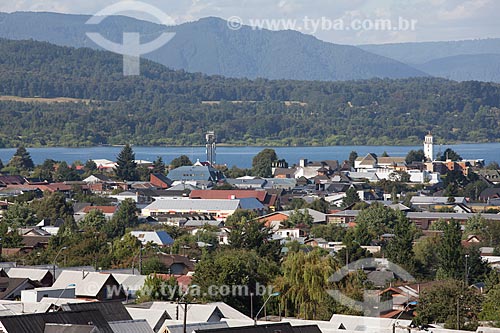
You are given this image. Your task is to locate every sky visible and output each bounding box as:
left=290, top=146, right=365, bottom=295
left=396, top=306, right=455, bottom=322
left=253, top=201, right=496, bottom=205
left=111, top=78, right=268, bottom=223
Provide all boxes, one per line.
left=1, top=0, right=499, bottom=44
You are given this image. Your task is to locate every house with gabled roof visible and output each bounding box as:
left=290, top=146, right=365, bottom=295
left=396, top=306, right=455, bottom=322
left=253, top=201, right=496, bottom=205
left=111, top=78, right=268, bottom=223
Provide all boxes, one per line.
left=53, top=271, right=126, bottom=301
left=6, top=268, right=53, bottom=287
left=129, top=231, right=174, bottom=247
left=354, top=153, right=378, bottom=170
left=150, top=173, right=172, bottom=189
left=0, top=277, right=39, bottom=300
left=0, top=309, right=113, bottom=333
left=167, top=165, right=225, bottom=183
left=190, top=189, right=278, bottom=210
left=258, top=209, right=326, bottom=230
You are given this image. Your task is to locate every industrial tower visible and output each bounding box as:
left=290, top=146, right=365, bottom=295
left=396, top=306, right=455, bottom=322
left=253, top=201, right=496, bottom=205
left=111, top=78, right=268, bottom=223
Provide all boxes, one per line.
left=206, top=131, right=216, bottom=165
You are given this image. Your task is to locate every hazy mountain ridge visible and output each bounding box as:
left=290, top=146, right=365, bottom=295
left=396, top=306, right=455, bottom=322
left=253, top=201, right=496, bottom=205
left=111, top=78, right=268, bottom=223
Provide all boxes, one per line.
left=416, top=54, right=500, bottom=83
left=0, top=12, right=426, bottom=81
left=360, top=39, right=500, bottom=82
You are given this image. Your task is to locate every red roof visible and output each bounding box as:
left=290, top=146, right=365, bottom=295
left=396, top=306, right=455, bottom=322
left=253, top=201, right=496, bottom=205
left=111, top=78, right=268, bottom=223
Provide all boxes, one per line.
left=81, top=206, right=118, bottom=214
left=153, top=274, right=193, bottom=290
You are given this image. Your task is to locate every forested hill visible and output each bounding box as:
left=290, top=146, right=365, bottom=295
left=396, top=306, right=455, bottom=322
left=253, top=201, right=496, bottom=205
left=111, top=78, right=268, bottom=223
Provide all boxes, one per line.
left=0, top=12, right=425, bottom=81
left=0, top=38, right=500, bottom=148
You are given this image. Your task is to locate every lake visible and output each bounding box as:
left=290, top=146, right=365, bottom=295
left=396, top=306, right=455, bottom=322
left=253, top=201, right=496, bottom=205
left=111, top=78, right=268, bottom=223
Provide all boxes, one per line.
left=0, top=143, right=499, bottom=169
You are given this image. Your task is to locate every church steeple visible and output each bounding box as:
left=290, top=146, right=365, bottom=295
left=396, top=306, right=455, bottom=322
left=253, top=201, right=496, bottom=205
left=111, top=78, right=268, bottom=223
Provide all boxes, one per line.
left=424, top=132, right=434, bottom=161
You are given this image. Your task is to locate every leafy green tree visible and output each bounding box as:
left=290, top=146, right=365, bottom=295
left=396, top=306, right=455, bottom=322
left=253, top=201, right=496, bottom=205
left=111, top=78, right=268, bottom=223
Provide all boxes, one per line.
left=405, top=149, right=425, bottom=164
left=348, top=151, right=358, bottom=168
left=8, top=146, right=34, bottom=171
left=170, top=155, right=192, bottom=169
left=287, top=198, right=307, bottom=210
left=285, top=209, right=314, bottom=227
left=437, top=219, right=464, bottom=280
left=438, top=148, right=462, bottom=161
left=429, top=218, right=448, bottom=231
left=251, top=148, right=278, bottom=177
left=228, top=219, right=281, bottom=261
left=353, top=203, right=398, bottom=245
left=110, top=233, right=141, bottom=265
left=3, top=202, right=37, bottom=227
left=310, top=224, right=346, bottom=242
left=343, top=188, right=360, bottom=207
left=385, top=211, right=417, bottom=273
left=225, top=209, right=258, bottom=227
left=105, top=199, right=139, bottom=238
left=141, top=257, right=168, bottom=275
left=277, top=250, right=335, bottom=320
left=137, top=274, right=179, bottom=302
left=335, top=242, right=372, bottom=265
left=307, top=198, right=330, bottom=213
left=193, top=248, right=279, bottom=315
left=136, top=165, right=151, bottom=181
left=83, top=159, right=98, bottom=175
left=151, top=156, right=166, bottom=174
left=464, top=246, right=491, bottom=284
left=414, top=234, right=441, bottom=278
left=79, top=209, right=106, bottom=232
left=416, top=280, right=482, bottom=330
left=463, top=181, right=489, bottom=202
left=0, top=222, right=23, bottom=248
left=115, top=144, right=138, bottom=181
left=480, top=284, right=500, bottom=327
left=464, top=214, right=487, bottom=238
left=54, top=161, right=80, bottom=181
left=225, top=165, right=248, bottom=178
left=30, top=192, right=74, bottom=224
left=33, top=159, right=57, bottom=182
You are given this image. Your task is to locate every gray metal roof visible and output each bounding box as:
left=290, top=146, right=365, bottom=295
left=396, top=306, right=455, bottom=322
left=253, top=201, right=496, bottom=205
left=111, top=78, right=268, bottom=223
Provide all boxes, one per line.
left=166, top=321, right=228, bottom=333
left=53, top=271, right=114, bottom=297
left=61, top=301, right=132, bottom=322
left=410, top=196, right=466, bottom=204
left=327, top=210, right=360, bottom=217
left=130, top=231, right=174, bottom=246
left=109, top=319, right=154, bottom=333
left=0, top=310, right=113, bottom=333
left=167, top=166, right=224, bottom=182
left=143, top=198, right=263, bottom=212
left=406, top=212, right=500, bottom=220
left=126, top=307, right=170, bottom=331
left=6, top=268, right=51, bottom=281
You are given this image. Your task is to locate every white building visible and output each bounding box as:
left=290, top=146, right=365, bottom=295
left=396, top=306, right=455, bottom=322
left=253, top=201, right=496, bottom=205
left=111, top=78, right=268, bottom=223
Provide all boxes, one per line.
left=141, top=198, right=265, bottom=221
left=424, top=133, right=434, bottom=161
left=21, top=286, right=75, bottom=303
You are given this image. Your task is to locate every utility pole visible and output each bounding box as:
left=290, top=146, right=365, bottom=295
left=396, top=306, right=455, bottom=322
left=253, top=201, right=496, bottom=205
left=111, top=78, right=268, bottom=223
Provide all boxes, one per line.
left=183, top=300, right=188, bottom=333
left=139, top=244, right=143, bottom=275
left=250, top=292, right=254, bottom=320
left=465, top=254, right=469, bottom=287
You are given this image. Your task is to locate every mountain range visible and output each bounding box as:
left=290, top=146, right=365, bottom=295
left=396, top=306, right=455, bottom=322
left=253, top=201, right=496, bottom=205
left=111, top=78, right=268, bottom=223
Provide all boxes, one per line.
left=0, top=11, right=499, bottom=82
left=0, top=11, right=424, bottom=81
left=360, top=39, right=500, bottom=82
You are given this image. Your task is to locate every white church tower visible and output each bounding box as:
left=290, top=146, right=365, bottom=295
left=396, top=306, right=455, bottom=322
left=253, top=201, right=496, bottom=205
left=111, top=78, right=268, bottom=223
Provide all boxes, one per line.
left=424, top=133, right=434, bottom=161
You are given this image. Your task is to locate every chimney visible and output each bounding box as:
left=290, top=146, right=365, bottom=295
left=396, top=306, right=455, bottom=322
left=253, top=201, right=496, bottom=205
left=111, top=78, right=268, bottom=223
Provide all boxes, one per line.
left=299, top=159, right=308, bottom=167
